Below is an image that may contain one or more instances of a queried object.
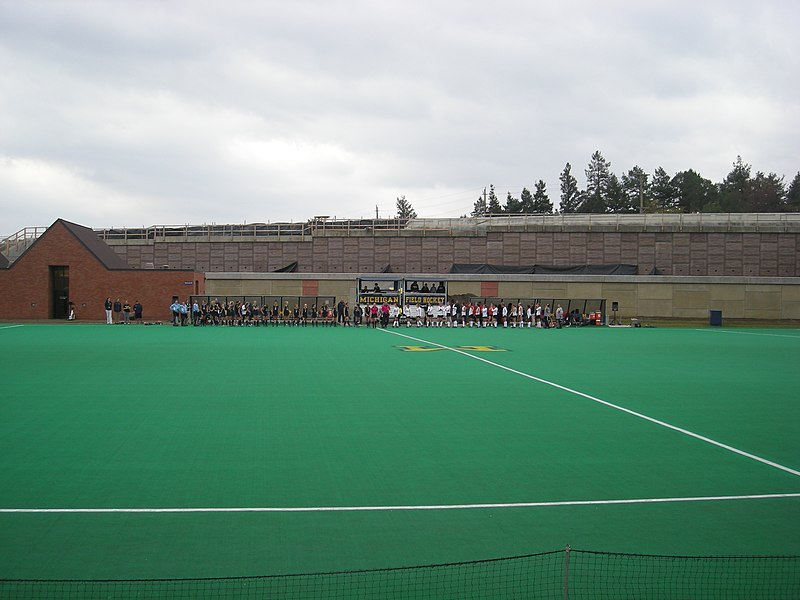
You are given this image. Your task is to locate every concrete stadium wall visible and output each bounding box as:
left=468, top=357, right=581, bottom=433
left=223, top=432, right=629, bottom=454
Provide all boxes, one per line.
left=203, top=273, right=800, bottom=321
left=107, top=230, right=800, bottom=277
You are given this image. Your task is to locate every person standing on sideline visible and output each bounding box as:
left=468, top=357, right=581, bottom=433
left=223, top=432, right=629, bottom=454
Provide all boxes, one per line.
left=192, top=299, right=201, bottom=326
left=170, top=298, right=181, bottom=326
left=113, top=298, right=122, bottom=324
left=122, top=300, right=132, bottom=324
left=133, top=300, right=143, bottom=321
left=104, top=297, right=113, bottom=324
left=336, top=299, right=346, bottom=326
left=555, top=304, right=564, bottom=328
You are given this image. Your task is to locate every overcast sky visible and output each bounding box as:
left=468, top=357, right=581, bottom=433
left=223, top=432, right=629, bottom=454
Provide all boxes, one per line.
left=1, top=0, right=798, bottom=236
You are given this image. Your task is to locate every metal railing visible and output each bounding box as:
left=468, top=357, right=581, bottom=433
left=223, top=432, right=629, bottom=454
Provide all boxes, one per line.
left=1, top=227, right=47, bottom=260
left=91, top=214, right=800, bottom=242
left=409, top=212, right=800, bottom=232
left=6, top=214, right=799, bottom=251
left=94, top=218, right=412, bottom=241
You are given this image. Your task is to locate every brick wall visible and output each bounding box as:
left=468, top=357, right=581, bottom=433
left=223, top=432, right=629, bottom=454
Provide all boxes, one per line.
left=0, top=222, right=205, bottom=321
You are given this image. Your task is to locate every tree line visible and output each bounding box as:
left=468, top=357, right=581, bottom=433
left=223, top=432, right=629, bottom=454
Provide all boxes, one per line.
left=395, top=153, right=800, bottom=218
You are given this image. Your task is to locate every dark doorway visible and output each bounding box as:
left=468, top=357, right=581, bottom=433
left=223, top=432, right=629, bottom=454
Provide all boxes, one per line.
left=50, top=266, right=69, bottom=319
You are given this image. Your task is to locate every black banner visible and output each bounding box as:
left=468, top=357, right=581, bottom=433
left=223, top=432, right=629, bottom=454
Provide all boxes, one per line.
left=358, top=293, right=401, bottom=304
left=404, top=294, right=447, bottom=305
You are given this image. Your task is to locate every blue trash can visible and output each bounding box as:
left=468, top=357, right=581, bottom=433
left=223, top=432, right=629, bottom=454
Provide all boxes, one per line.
left=709, top=309, right=722, bottom=327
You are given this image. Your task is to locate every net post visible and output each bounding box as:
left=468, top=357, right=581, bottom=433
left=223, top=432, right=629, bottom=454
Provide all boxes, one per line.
left=563, top=544, right=571, bottom=600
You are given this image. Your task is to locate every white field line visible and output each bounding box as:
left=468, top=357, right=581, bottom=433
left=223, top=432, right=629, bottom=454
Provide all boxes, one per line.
left=0, top=324, right=23, bottom=330
left=378, top=329, right=800, bottom=479
left=2, top=493, right=800, bottom=514
left=695, top=329, right=800, bottom=340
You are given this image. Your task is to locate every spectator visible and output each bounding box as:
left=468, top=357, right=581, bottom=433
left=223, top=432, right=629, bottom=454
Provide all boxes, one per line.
left=337, top=300, right=345, bottom=325
left=104, top=297, right=113, bottom=325
left=179, top=300, right=189, bottom=326
left=113, top=298, right=122, bottom=323
left=192, top=300, right=201, bottom=326
left=133, top=301, right=143, bottom=321
left=170, top=299, right=181, bottom=326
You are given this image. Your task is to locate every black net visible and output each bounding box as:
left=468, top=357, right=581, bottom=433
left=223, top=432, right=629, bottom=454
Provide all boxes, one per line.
left=567, top=550, right=800, bottom=600
left=1, top=549, right=798, bottom=599
left=0, top=552, right=562, bottom=600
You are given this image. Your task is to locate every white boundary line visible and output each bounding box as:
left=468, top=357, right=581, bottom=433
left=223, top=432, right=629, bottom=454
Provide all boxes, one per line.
left=695, top=329, right=800, bottom=339
left=2, top=493, right=799, bottom=513
left=0, top=324, right=23, bottom=330
left=378, top=329, right=800, bottom=479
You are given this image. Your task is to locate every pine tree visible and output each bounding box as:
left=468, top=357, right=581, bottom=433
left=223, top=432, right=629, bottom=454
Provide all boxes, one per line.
left=621, top=166, right=649, bottom=214
left=579, top=150, right=611, bottom=213
left=395, top=195, right=417, bottom=219
left=504, top=191, right=522, bottom=213
left=718, top=156, right=752, bottom=212
left=531, top=180, right=553, bottom=213
left=606, top=174, right=631, bottom=214
left=559, top=163, right=581, bottom=213
left=786, top=172, right=800, bottom=211
left=651, top=167, right=678, bottom=212
left=750, top=172, right=786, bottom=212
left=472, top=191, right=487, bottom=217
left=519, top=187, right=535, bottom=213
left=487, top=185, right=502, bottom=215
left=672, top=170, right=717, bottom=213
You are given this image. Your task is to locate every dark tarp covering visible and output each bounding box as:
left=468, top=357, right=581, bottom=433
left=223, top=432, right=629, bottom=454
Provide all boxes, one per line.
left=533, top=264, right=638, bottom=275
left=273, top=261, right=298, bottom=273
left=449, top=263, right=638, bottom=275
left=0, top=253, right=8, bottom=269
left=450, top=264, right=536, bottom=274
left=381, top=264, right=393, bottom=273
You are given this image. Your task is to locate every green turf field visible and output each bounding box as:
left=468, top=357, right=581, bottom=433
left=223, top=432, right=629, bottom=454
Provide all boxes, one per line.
left=0, top=323, right=799, bottom=585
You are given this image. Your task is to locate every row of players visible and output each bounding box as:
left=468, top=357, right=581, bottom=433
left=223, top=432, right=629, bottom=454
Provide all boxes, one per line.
left=183, top=299, right=582, bottom=328
left=385, top=302, right=575, bottom=328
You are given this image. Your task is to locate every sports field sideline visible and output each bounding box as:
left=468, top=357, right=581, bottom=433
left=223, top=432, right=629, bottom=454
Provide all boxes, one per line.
left=0, top=323, right=798, bottom=582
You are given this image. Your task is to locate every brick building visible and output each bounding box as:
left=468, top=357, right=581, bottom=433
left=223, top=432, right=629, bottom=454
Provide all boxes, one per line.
left=0, top=219, right=204, bottom=322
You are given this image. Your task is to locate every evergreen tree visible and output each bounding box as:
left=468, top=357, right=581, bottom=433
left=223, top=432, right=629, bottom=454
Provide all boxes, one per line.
left=672, top=170, right=717, bottom=213
left=487, top=185, right=502, bottom=214
left=519, top=187, right=535, bottom=213
left=621, top=166, right=650, bottom=214
left=787, top=172, right=800, bottom=211
left=606, top=173, right=632, bottom=213
left=531, top=180, right=553, bottom=213
left=579, top=150, right=611, bottom=213
left=718, top=156, right=752, bottom=212
left=472, top=191, right=487, bottom=217
left=559, top=163, right=581, bottom=213
left=504, top=191, right=522, bottom=213
left=651, top=167, right=678, bottom=212
left=750, top=172, right=786, bottom=212
left=395, top=195, right=417, bottom=219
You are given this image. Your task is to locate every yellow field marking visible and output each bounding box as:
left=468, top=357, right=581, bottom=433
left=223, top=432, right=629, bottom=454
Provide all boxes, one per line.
left=396, top=345, right=507, bottom=352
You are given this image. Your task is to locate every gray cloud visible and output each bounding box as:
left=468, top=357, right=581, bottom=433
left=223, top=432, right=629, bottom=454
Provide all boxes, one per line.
left=1, top=0, right=797, bottom=236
